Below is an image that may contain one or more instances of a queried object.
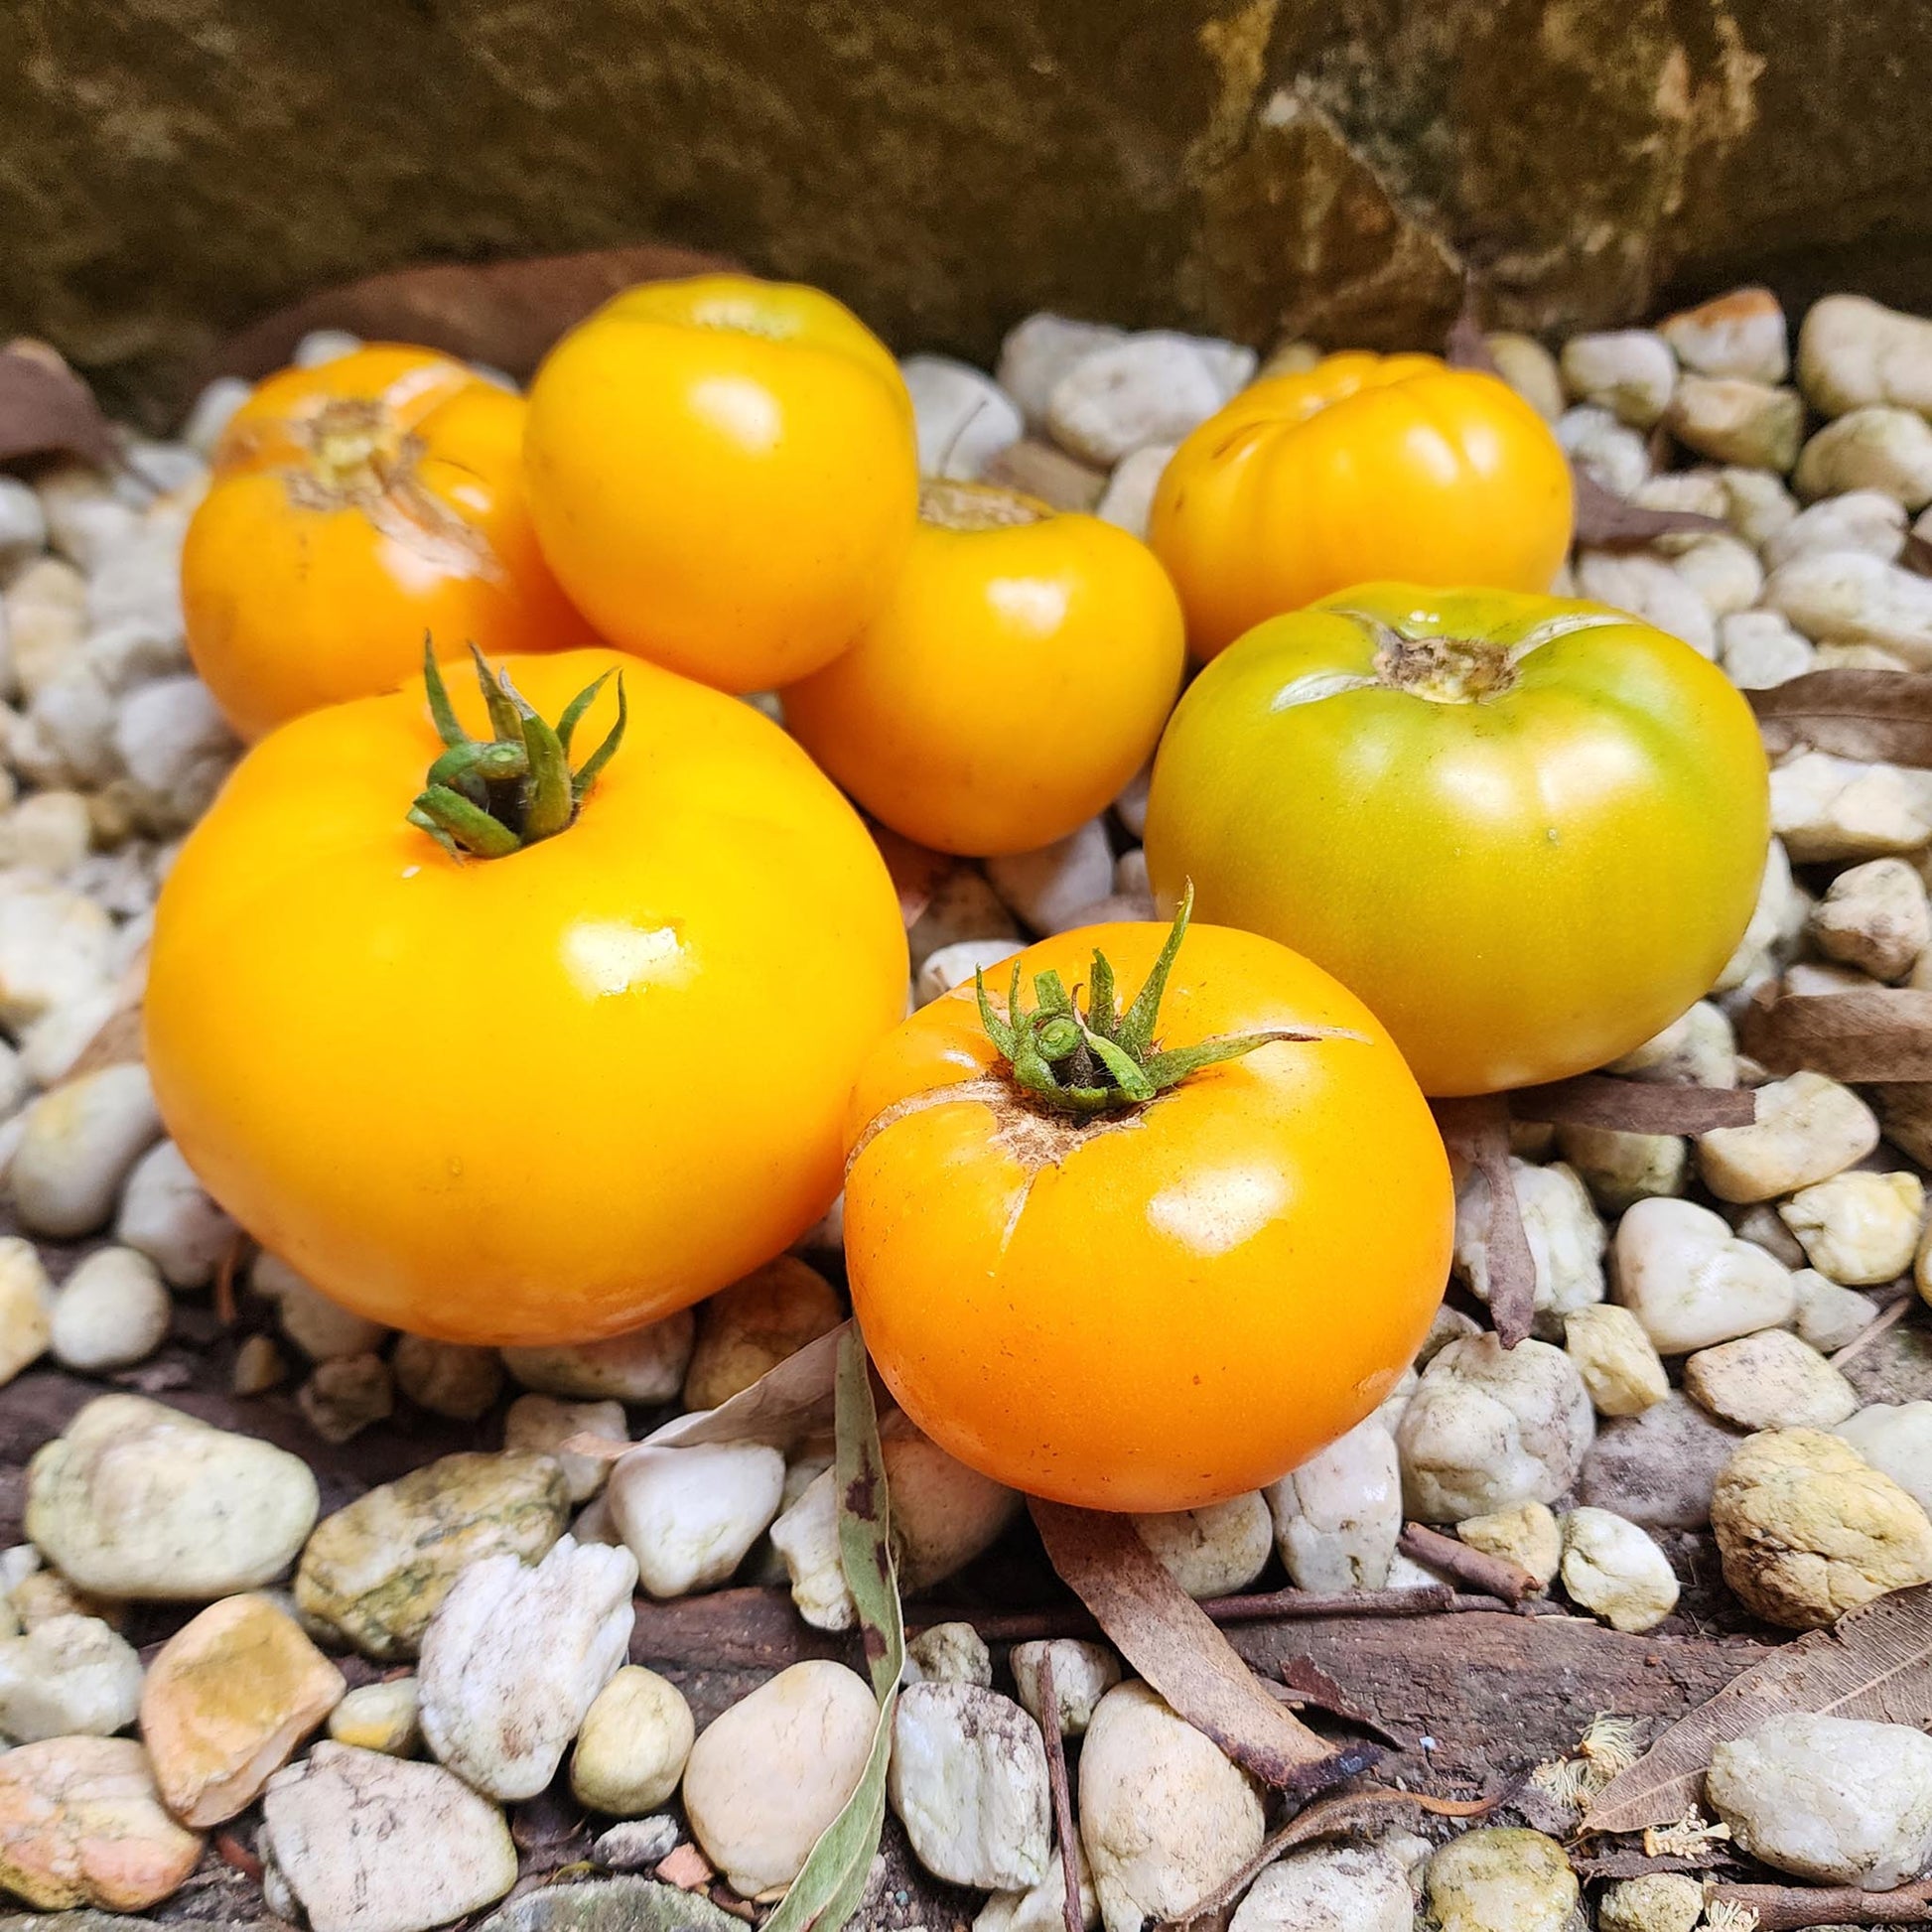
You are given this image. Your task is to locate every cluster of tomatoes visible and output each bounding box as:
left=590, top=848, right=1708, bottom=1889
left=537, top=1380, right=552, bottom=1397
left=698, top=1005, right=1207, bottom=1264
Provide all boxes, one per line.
left=147, top=275, right=1771, bottom=1512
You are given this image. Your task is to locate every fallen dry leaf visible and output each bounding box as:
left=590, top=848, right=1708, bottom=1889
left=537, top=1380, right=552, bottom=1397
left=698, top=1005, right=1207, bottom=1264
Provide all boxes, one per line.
left=0, top=342, right=120, bottom=469
left=208, top=243, right=738, bottom=386
left=1737, top=982, right=1932, bottom=1083
left=1510, top=1073, right=1755, bottom=1133
left=1585, top=1582, right=1932, bottom=1834
left=1571, top=468, right=1726, bottom=546
left=1028, top=1499, right=1342, bottom=1789
left=654, top=1323, right=849, bottom=1454
left=1748, top=668, right=1932, bottom=765
left=761, top=1324, right=903, bottom=1932
left=1434, top=1095, right=1536, bottom=1346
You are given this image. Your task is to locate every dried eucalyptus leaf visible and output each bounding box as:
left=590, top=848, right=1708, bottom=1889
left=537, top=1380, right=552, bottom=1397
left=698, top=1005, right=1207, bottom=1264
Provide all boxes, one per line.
left=1510, top=1074, right=1754, bottom=1133
left=1586, top=1582, right=1932, bottom=1834
left=1748, top=668, right=1932, bottom=765
left=760, top=1325, right=903, bottom=1932
left=1434, top=1095, right=1536, bottom=1346
left=1738, top=984, right=1932, bottom=1083
left=1029, top=1499, right=1340, bottom=1789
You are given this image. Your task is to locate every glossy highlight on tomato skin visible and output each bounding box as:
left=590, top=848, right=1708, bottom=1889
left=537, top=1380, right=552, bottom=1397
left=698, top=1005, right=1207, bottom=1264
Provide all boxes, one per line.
left=144, top=648, right=908, bottom=1347
left=843, top=920, right=1453, bottom=1513
left=1144, top=584, right=1772, bottom=1098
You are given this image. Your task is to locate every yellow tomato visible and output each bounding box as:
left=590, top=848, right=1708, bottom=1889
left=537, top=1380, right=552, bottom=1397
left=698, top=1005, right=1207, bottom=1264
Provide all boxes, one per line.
left=1144, top=585, right=1770, bottom=1096
left=183, top=346, right=585, bottom=740
left=781, top=482, right=1184, bottom=856
left=523, top=275, right=919, bottom=693
left=145, top=647, right=907, bottom=1344
left=1149, top=352, right=1574, bottom=658
left=844, top=901, right=1451, bottom=1510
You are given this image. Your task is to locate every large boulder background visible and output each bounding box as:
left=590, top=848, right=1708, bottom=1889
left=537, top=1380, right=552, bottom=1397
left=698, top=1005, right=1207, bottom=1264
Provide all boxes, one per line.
left=9, top=0, right=1932, bottom=421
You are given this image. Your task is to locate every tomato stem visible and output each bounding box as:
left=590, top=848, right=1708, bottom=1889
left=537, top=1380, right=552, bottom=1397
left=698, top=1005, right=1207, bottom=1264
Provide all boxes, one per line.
left=408, top=640, right=626, bottom=859
left=973, top=885, right=1359, bottom=1116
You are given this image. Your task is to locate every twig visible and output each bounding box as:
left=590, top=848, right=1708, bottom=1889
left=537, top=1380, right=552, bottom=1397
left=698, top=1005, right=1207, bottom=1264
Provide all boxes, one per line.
left=913, top=1586, right=1543, bottom=1643
left=1706, top=1878, right=1932, bottom=1927
left=214, top=1832, right=262, bottom=1882
left=1831, top=1292, right=1913, bottom=1367
left=1038, top=1651, right=1083, bottom=1932
left=1400, top=1523, right=1538, bottom=1603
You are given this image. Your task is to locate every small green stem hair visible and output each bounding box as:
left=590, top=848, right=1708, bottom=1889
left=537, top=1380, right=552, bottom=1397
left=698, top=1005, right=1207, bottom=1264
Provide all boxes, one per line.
left=408, top=640, right=627, bottom=859
left=975, top=885, right=1360, bottom=1116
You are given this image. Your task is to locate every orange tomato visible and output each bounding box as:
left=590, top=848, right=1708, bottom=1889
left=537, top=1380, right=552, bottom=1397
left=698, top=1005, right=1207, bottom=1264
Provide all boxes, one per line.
left=145, top=646, right=907, bottom=1345
left=1149, top=352, right=1574, bottom=658
left=843, top=903, right=1450, bottom=1510
left=523, top=275, right=918, bottom=693
left=781, top=482, right=1184, bottom=856
left=183, top=346, right=585, bottom=740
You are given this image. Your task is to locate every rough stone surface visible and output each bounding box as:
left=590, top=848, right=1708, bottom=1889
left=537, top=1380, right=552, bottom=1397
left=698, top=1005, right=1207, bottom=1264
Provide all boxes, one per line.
left=1424, top=1828, right=1578, bottom=1932
left=1396, top=1335, right=1593, bottom=1522
left=888, top=1681, right=1051, bottom=1890
left=501, top=1311, right=695, bottom=1402
left=1227, top=1842, right=1413, bottom=1932
left=294, top=1450, right=571, bottom=1659
left=1579, top=1393, right=1744, bottom=1530
left=1708, top=1712, right=1932, bottom=1887
left=417, top=1535, right=637, bottom=1800
left=681, top=1659, right=878, bottom=1897
left=1597, top=1872, right=1704, bottom=1932
left=0, top=1735, right=203, bottom=1913
left=140, top=1591, right=345, bottom=1826
left=1078, top=1681, right=1262, bottom=1932
left=262, top=1740, right=519, bottom=1932
left=27, top=1393, right=319, bottom=1600
left=0, top=1613, right=143, bottom=1742
left=1711, top=1426, right=1932, bottom=1628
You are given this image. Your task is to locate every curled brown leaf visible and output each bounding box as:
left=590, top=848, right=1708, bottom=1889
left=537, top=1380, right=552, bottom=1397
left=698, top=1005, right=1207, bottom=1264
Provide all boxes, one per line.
left=1738, top=983, right=1932, bottom=1083
left=0, top=343, right=119, bottom=469
left=1748, top=668, right=1932, bottom=765
left=1510, top=1074, right=1754, bottom=1133
left=1433, top=1096, right=1535, bottom=1346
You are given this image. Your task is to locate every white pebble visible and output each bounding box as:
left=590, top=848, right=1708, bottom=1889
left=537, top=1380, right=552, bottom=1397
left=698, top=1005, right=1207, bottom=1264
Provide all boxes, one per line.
left=1132, top=1492, right=1271, bottom=1597
left=12, top=1063, right=162, bottom=1239
left=901, top=355, right=1024, bottom=481
left=1046, top=336, right=1234, bottom=467
left=1264, top=1415, right=1401, bottom=1587
left=1764, top=488, right=1909, bottom=568
left=1560, top=331, right=1676, bottom=427
left=1559, top=1507, right=1679, bottom=1632
left=1800, top=295, right=1932, bottom=417
left=986, top=818, right=1115, bottom=933
left=1610, top=1195, right=1797, bottom=1351
left=606, top=1442, right=785, bottom=1598
left=1699, top=1069, right=1879, bottom=1201
left=50, top=1246, right=170, bottom=1373
left=115, top=1139, right=235, bottom=1288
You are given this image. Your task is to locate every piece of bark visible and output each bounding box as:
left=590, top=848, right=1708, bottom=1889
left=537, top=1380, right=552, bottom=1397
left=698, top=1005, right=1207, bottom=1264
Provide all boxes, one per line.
left=1029, top=1499, right=1341, bottom=1789
left=1749, top=669, right=1932, bottom=765
left=1275, top=1656, right=1405, bottom=1742
left=1400, top=1523, right=1538, bottom=1604
left=1510, top=1075, right=1754, bottom=1134
left=209, top=243, right=737, bottom=384
left=0, top=342, right=120, bottom=469
left=1706, top=1878, right=1932, bottom=1927
left=1587, top=1582, right=1932, bottom=1835
left=1434, top=1096, right=1537, bottom=1345
left=1738, top=983, right=1932, bottom=1083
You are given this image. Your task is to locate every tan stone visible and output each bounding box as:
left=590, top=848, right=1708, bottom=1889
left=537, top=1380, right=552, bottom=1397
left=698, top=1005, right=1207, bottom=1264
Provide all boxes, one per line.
left=141, top=1591, right=345, bottom=1826
left=0, top=1735, right=202, bottom=1911
left=683, top=1256, right=844, bottom=1411
left=1712, top=1428, right=1932, bottom=1629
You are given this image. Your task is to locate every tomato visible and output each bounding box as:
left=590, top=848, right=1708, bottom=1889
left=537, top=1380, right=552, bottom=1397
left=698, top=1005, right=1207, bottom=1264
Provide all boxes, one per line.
left=183, top=346, right=585, bottom=740
left=523, top=275, right=918, bottom=694
left=1144, top=584, right=1770, bottom=1098
left=843, top=896, right=1450, bottom=1511
left=781, top=482, right=1184, bottom=856
left=146, top=646, right=907, bottom=1345
left=1149, top=352, right=1574, bottom=658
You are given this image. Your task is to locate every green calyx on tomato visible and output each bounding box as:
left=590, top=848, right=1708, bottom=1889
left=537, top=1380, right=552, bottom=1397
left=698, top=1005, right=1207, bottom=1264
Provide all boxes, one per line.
left=409, top=640, right=628, bottom=859
left=974, top=884, right=1356, bottom=1117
